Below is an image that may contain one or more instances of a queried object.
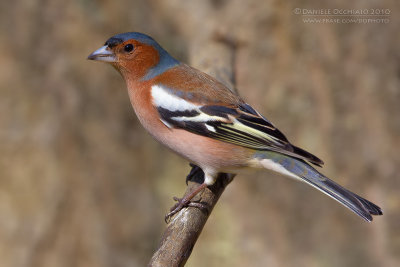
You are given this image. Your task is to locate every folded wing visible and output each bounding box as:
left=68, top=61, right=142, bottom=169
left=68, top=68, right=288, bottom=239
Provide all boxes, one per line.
left=154, top=91, right=324, bottom=166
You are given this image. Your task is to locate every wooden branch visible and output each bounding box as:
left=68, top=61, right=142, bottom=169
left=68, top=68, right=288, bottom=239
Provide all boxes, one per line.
left=149, top=35, right=237, bottom=267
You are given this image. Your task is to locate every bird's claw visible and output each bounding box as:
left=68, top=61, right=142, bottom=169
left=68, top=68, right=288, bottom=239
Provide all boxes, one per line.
left=164, top=196, right=209, bottom=223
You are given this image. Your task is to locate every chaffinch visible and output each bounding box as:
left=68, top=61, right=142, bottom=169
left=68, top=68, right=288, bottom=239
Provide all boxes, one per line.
left=88, top=32, right=382, bottom=222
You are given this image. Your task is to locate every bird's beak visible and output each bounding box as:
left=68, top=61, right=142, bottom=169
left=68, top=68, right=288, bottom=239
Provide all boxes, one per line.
left=87, top=45, right=116, bottom=62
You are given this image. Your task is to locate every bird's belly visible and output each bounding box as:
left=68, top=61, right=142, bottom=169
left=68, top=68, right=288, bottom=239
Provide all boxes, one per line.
left=150, top=125, right=253, bottom=172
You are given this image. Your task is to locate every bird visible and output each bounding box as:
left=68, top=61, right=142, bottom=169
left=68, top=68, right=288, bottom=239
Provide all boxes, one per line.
left=88, top=32, right=382, bottom=222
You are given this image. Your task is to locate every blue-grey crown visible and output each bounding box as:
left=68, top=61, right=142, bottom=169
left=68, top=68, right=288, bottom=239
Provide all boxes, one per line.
left=105, top=32, right=158, bottom=48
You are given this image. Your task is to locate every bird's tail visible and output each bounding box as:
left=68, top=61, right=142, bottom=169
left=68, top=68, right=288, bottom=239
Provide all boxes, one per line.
left=256, top=151, right=383, bottom=222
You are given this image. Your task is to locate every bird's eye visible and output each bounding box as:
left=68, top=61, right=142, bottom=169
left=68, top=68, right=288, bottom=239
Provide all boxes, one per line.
left=124, top=44, right=134, bottom=52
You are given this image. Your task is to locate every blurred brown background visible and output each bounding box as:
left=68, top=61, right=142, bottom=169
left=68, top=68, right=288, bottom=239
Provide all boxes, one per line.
left=1, top=0, right=399, bottom=266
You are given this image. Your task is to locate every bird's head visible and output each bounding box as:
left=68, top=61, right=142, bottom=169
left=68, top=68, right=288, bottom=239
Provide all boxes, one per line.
left=88, top=32, right=179, bottom=81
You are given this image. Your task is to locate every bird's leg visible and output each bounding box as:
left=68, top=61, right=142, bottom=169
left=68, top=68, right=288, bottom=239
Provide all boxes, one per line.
left=165, top=182, right=209, bottom=223
left=186, top=163, right=204, bottom=185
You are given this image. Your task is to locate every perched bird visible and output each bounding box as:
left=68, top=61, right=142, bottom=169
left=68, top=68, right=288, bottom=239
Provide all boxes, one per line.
left=88, top=32, right=382, bottom=222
